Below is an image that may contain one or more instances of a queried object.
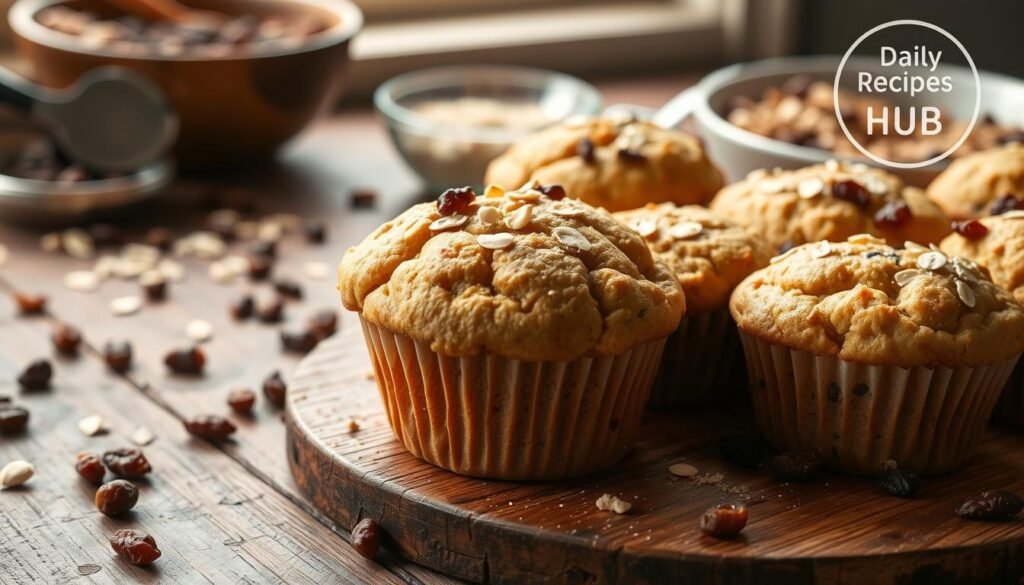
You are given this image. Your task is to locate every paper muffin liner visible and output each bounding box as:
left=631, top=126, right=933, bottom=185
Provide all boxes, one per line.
left=648, top=308, right=744, bottom=407
left=738, top=331, right=1019, bottom=475
left=359, top=318, right=666, bottom=480
left=993, top=362, right=1024, bottom=426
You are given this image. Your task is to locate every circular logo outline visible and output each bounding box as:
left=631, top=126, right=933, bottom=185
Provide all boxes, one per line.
left=833, top=19, right=981, bottom=169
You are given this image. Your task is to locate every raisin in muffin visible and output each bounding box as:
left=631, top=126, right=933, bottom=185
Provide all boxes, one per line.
left=731, top=234, right=1024, bottom=475
left=613, top=204, right=773, bottom=406
left=941, top=212, right=1024, bottom=425
left=338, top=184, right=685, bottom=480
left=484, top=116, right=724, bottom=212
left=710, top=160, right=951, bottom=250
left=927, top=143, right=1024, bottom=219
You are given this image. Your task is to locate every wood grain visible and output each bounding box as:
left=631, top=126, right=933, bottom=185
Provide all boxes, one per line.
left=287, top=326, right=1024, bottom=585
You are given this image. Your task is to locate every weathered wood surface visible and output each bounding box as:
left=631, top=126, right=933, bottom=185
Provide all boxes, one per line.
left=287, top=327, right=1024, bottom=585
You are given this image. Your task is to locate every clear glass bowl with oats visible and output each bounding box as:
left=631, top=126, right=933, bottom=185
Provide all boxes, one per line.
left=375, top=66, right=602, bottom=189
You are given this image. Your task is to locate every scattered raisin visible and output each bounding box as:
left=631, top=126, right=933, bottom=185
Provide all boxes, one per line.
left=879, top=469, right=920, bottom=498
left=0, top=404, right=29, bottom=435
left=956, top=490, right=1024, bottom=521
left=436, top=187, right=476, bottom=216
left=229, top=295, right=255, bottom=320
left=140, top=274, right=167, bottom=302
left=951, top=219, right=989, bottom=239
left=250, top=239, right=277, bottom=259
left=51, top=323, right=82, bottom=355
left=873, top=200, right=912, bottom=228
left=273, top=279, right=303, bottom=300
left=308, top=310, right=338, bottom=340
left=110, top=529, right=161, bottom=566
left=990, top=193, right=1024, bottom=216
left=770, top=452, right=821, bottom=482
left=281, top=330, right=319, bottom=354
left=144, top=227, right=173, bottom=251
left=577, top=138, right=595, bottom=163
left=700, top=503, right=748, bottom=539
left=17, top=359, right=52, bottom=390
left=351, top=518, right=382, bottom=560
left=103, top=448, right=152, bottom=479
left=206, top=212, right=238, bottom=242
left=14, top=292, right=47, bottom=315
left=832, top=179, right=871, bottom=208
left=164, top=346, right=206, bottom=375
left=247, top=255, right=273, bottom=281
left=537, top=184, right=566, bottom=201
left=617, top=148, right=645, bottom=162
left=227, top=388, right=256, bottom=414
left=95, top=479, right=139, bottom=516
left=103, top=341, right=133, bottom=373
left=304, top=221, right=327, bottom=244
left=263, top=371, right=287, bottom=407
left=350, top=189, right=378, bottom=209
left=256, top=297, right=285, bottom=324
left=75, top=452, right=105, bottom=485
left=88, top=224, right=124, bottom=247
left=184, top=415, right=237, bottom=441
left=717, top=436, right=764, bottom=469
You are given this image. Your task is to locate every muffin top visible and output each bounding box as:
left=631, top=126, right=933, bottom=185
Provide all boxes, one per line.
left=338, top=184, right=686, bottom=361
left=484, top=116, right=724, bottom=213
left=710, top=160, right=951, bottom=250
left=940, top=212, right=1024, bottom=305
left=927, top=143, right=1024, bottom=219
left=613, top=204, right=774, bottom=312
left=730, top=234, right=1024, bottom=367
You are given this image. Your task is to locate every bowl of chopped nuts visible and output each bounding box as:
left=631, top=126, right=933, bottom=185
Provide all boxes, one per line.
left=9, top=0, right=362, bottom=168
left=653, top=56, right=1024, bottom=187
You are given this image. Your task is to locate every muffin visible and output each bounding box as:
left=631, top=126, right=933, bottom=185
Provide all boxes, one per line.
left=731, top=234, right=1024, bottom=475
left=710, top=160, right=951, bottom=250
left=613, top=204, right=773, bottom=406
left=927, top=143, right=1024, bottom=219
left=941, top=212, right=1024, bottom=425
left=338, top=184, right=685, bottom=480
left=484, top=115, right=724, bottom=212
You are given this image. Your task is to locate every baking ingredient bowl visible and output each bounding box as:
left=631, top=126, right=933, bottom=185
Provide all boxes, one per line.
left=651, top=56, right=1024, bottom=187
left=10, top=0, right=363, bottom=168
left=375, top=65, right=602, bottom=189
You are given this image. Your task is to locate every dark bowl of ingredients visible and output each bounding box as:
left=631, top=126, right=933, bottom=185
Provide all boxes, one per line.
left=10, top=0, right=362, bottom=168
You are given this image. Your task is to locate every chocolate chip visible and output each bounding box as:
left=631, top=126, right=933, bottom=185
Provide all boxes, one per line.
left=577, top=138, right=595, bottom=163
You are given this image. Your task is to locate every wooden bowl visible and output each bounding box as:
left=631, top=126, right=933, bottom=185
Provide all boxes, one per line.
left=9, top=0, right=362, bottom=168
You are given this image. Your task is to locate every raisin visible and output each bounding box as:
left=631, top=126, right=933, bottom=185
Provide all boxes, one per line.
left=998, top=131, right=1024, bottom=146
left=577, top=138, right=595, bottom=163
left=537, top=184, right=566, bottom=201
left=17, top=359, right=52, bottom=390
left=956, top=490, right=1024, bottom=521
left=281, top=330, right=319, bottom=354
left=304, top=221, right=327, bottom=244
left=717, top=436, right=764, bottom=469
left=308, top=310, right=338, bottom=340
left=351, top=518, right=382, bottom=560
left=145, top=227, right=174, bottom=251
left=700, top=503, right=748, bottom=539
left=229, top=295, right=255, bottom=320
left=95, top=479, right=139, bottom=516
left=879, top=469, right=920, bottom=498
left=257, top=297, right=285, bottom=324
left=873, top=201, right=912, bottom=228
left=140, top=274, right=167, bottom=302
left=75, top=452, right=105, bottom=485
left=951, top=219, right=989, bottom=240
left=0, top=404, right=29, bottom=435
left=110, top=529, right=161, bottom=566
left=273, top=279, right=303, bottom=300
left=250, top=239, right=277, bottom=259
left=770, top=452, right=821, bottom=482
left=248, top=255, right=273, bottom=281
left=351, top=189, right=378, bottom=209
left=184, top=415, right=236, bottom=441
left=832, top=179, right=871, bottom=208
left=206, top=212, right=238, bottom=242
left=103, top=341, right=133, bottom=373
left=617, top=148, right=645, bottom=162
left=103, top=448, right=152, bottom=479
left=14, top=292, right=47, bottom=315
left=51, top=323, right=82, bottom=355
left=227, top=388, right=256, bottom=414
left=88, top=224, right=124, bottom=247
left=263, top=371, right=287, bottom=407
left=164, top=346, right=206, bottom=375
left=436, top=187, right=476, bottom=216
left=990, top=194, right=1024, bottom=216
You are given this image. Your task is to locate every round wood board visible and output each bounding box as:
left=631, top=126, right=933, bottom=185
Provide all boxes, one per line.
left=286, top=324, right=1024, bottom=585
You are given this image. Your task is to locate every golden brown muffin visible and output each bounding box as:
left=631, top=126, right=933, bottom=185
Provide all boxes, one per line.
left=731, top=234, right=1024, bottom=474
left=927, top=144, right=1024, bottom=219
left=710, top=161, right=951, bottom=250
left=613, top=204, right=774, bottom=406
left=484, top=116, right=724, bottom=212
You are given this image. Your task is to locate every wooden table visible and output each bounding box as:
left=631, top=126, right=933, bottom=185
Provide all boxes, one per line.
left=0, top=76, right=690, bottom=584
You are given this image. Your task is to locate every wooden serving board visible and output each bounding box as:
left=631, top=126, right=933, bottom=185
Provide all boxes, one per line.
left=285, top=325, right=1024, bottom=585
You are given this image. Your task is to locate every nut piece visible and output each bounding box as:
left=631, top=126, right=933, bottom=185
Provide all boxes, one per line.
left=700, top=503, right=748, bottom=538
left=186, top=319, right=214, bottom=343
left=429, top=214, right=467, bottom=232
left=917, top=251, right=947, bottom=271
left=553, top=227, right=592, bottom=251
left=595, top=493, right=632, bottom=514
left=477, top=205, right=503, bottom=224
left=0, top=460, right=34, bottom=488
left=78, top=415, right=105, bottom=436
left=351, top=518, right=382, bottom=560
left=505, top=204, right=533, bottom=230
left=668, top=463, right=699, bottom=478
left=131, top=426, right=155, bottom=446
left=477, top=233, right=514, bottom=250
left=110, top=296, right=142, bottom=317
left=668, top=221, right=703, bottom=240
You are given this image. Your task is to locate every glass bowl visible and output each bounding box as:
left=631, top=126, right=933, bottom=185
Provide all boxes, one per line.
left=375, top=65, right=602, bottom=190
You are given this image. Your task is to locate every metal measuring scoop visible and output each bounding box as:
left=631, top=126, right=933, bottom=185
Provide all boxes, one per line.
left=0, top=66, right=177, bottom=173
